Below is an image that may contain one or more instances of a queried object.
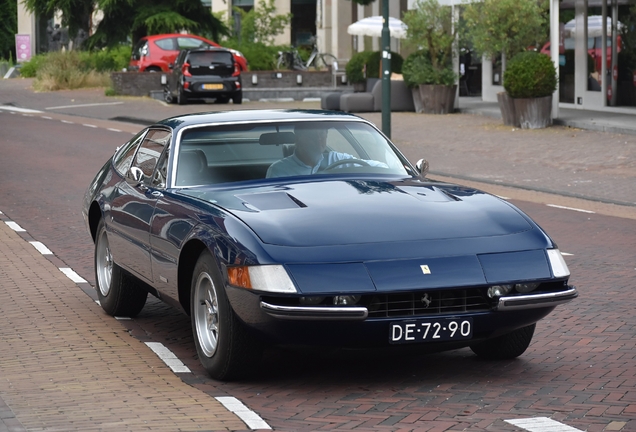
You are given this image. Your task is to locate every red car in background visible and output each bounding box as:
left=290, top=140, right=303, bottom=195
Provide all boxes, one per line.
left=129, top=34, right=248, bottom=73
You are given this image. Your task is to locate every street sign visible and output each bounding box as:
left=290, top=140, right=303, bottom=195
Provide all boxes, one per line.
left=15, top=34, right=31, bottom=62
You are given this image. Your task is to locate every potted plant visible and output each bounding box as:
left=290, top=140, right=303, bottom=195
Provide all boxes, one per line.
left=503, top=51, right=557, bottom=129
left=463, top=0, right=546, bottom=124
left=403, top=0, right=458, bottom=114
left=345, top=51, right=372, bottom=92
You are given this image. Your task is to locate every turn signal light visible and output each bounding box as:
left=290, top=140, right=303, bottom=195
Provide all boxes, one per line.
left=228, top=266, right=251, bottom=288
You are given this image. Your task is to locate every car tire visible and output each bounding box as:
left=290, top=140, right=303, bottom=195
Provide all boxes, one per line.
left=178, top=86, right=188, bottom=105
left=190, top=250, right=262, bottom=380
left=94, top=219, right=148, bottom=317
left=164, top=87, right=174, bottom=104
left=232, top=92, right=242, bottom=105
left=470, top=323, right=536, bottom=359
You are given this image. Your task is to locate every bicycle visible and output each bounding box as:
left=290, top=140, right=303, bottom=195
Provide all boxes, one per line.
left=276, top=37, right=338, bottom=71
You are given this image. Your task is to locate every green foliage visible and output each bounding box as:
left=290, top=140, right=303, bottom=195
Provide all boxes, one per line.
left=403, top=0, right=456, bottom=86
left=618, top=4, right=636, bottom=76
left=365, top=51, right=403, bottom=79
left=79, top=46, right=132, bottom=72
left=402, top=50, right=456, bottom=87
left=345, top=51, right=372, bottom=84
left=221, top=40, right=280, bottom=71
left=463, top=0, right=547, bottom=62
left=19, top=54, right=48, bottom=78
left=19, top=47, right=130, bottom=80
left=232, top=0, right=292, bottom=45
left=503, top=51, right=557, bottom=98
left=0, top=0, right=17, bottom=61
left=29, top=50, right=111, bottom=91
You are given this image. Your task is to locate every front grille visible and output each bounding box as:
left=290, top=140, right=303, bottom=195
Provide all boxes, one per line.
left=364, top=289, right=491, bottom=318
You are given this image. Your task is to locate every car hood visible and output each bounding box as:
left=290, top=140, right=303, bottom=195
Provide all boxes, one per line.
left=180, top=179, right=532, bottom=247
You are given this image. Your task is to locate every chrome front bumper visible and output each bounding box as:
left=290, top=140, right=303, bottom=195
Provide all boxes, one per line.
left=260, top=301, right=368, bottom=321
left=497, top=286, right=578, bottom=311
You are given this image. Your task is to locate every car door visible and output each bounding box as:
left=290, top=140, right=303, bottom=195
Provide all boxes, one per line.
left=108, top=128, right=171, bottom=282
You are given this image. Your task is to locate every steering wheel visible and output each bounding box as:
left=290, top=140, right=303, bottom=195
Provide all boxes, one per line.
left=323, top=158, right=371, bottom=171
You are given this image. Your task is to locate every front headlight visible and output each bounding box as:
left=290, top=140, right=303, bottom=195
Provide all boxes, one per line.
left=547, top=249, right=570, bottom=278
left=227, top=265, right=297, bottom=293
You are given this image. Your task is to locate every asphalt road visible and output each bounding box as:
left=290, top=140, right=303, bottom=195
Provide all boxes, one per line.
left=0, top=101, right=635, bottom=431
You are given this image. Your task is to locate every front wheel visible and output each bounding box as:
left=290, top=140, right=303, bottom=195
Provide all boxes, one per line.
left=470, top=323, right=536, bottom=359
left=94, top=220, right=147, bottom=317
left=191, top=251, right=262, bottom=380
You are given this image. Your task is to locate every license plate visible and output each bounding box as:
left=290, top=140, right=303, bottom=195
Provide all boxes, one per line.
left=389, top=317, right=473, bottom=344
left=202, top=83, right=223, bottom=90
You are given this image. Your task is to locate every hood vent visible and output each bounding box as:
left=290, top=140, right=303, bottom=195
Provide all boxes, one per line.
left=236, top=191, right=306, bottom=211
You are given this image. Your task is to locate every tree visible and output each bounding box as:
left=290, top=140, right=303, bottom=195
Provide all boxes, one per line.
left=0, top=0, right=18, bottom=60
left=22, top=0, right=229, bottom=49
left=232, top=0, right=291, bottom=45
left=463, top=0, right=546, bottom=78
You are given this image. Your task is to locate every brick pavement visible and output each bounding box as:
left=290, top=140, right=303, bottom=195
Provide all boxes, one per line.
left=0, top=218, right=247, bottom=431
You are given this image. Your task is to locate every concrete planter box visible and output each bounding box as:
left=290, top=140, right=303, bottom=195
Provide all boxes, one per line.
left=418, top=84, right=457, bottom=114
left=513, top=95, right=553, bottom=129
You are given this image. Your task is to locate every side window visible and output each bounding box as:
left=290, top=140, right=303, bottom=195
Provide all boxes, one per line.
left=155, top=38, right=174, bottom=50
left=133, top=129, right=172, bottom=183
left=152, top=148, right=170, bottom=188
left=114, top=131, right=146, bottom=176
left=177, top=37, right=212, bottom=50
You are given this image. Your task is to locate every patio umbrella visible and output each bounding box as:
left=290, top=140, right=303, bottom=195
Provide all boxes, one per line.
left=347, top=16, right=408, bottom=39
left=564, top=15, right=623, bottom=38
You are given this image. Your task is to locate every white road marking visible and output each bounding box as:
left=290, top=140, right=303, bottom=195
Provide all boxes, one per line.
left=41, top=116, right=53, bottom=119
left=107, top=128, right=122, bottom=132
left=21, top=114, right=34, bottom=117
left=215, top=396, right=272, bottom=430
left=505, top=417, right=583, bottom=432
left=546, top=204, right=595, bottom=214
left=59, top=268, right=88, bottom=283
left=82, top=123, right=98, bottom=128
left=61, top=120, right=74, bottom=124
left=5, top=221, right=26, bottom=232
left=46, top=102, right=124, bottom=110
left=29, top=241, right=53, bottom=255
left=0, top=106, right=42, bottom=113
left=144, top=342, right=191, bottom=373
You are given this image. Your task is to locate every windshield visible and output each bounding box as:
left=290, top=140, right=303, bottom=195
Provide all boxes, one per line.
left=174, top=121, right=412, bottom=187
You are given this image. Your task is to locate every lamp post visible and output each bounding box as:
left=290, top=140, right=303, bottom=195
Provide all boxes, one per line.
left=381, top=0, right=391, bottom=138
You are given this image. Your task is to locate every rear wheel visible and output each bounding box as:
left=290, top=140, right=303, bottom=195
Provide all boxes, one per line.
left=94, top=220, right=147, bottom=317
left=232, top=91, right=242, bottom=105
left=470, top=323, right=536, bottom=359
left=191, top=251, right=262, bottom=380
left=177, top=85, right=188, bottom=105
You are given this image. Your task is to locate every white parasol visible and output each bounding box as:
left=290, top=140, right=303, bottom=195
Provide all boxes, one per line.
left=564, top=15, right=624, bottom=38
left=347, top=16, right=408, bottom=39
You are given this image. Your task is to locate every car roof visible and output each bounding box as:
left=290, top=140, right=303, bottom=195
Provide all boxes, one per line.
left=144, top=33, right=210, bottom=41
left=184, top=47, right=232, bottom=55
left=155, top=110, right=368, bottom=131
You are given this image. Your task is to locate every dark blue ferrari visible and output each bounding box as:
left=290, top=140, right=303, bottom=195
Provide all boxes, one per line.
left=83, top=110, right=577, bottom=380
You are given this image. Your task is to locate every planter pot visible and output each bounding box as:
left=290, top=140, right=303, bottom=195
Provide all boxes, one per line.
left=497, top=92, right=520, bottom=127
left=513, top=95, right=553, bottom=129
left=418, top=84, right=457, bottom=114
left=352, top=82, right=366, bottom=93
left=411, top=87, right=424, bottom=113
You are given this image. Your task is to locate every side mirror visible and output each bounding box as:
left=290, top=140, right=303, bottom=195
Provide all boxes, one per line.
left=416, top=159, right=429, bottom=178
left=128, top=166, right=145, bottom=185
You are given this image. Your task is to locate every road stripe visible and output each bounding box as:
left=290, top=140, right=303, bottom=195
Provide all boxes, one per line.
left=107, top=128, right=122, bottom=132
left=0, top=106, right=42, bottom=113
left=546, top=204, right=595, bottom=213
left=61, top=120, right=74, bottom=124
left=29, top=241, right=53, bottom=255
left=505, top=417, right=583, bottom=432
left=144, top=342, right=191, bottom=373
left=5, top=221, right=26, bottom=232
left=59, top=267, right=88, bottom=283
left=41, top=116, right=53, bottom=119
left=46, top=102, right=124, bottom=110
left=82, top=123, right=98, bottom=128
left=215, top=396, right=272, bottom=430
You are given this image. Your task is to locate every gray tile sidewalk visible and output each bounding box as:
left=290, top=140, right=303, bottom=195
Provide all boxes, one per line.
left=1, top=78, right=635, bottom=207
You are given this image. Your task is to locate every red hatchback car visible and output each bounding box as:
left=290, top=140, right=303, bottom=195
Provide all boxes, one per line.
left=129, top=34, right=248, bottom=73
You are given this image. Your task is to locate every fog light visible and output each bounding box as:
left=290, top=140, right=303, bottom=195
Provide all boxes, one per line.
left=299, top=296, right=324, bottom=305
left=487, top=284, right=513, bottom=298
left=515, top=282, right=540, bottom=293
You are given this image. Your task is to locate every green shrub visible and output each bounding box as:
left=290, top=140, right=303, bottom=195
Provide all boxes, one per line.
left=220, top=40, right=281, bottom=71
left=345, top=51, right=372, bottom=84
left=504, top=51, right=557, bottom=98
left=365, top=51, right=403, bottom=79
left=402, top=50, right=456, bottom=87
left=19, top=54, right=47, bottom=78
left=80, top=45, right=131, bottom=72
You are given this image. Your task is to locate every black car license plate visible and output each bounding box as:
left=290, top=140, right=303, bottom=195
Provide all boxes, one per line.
left=389, top=318, right=473, bottom=344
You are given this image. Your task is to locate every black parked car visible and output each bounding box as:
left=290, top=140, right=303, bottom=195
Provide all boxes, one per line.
left=164, top=48, right=242, bottom=105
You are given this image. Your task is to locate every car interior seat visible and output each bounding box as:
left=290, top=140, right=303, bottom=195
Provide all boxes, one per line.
left=176, top=149, right=210, bottom=186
